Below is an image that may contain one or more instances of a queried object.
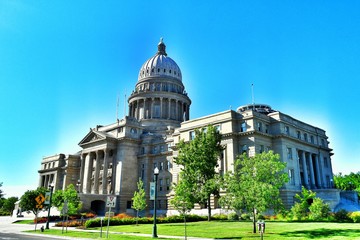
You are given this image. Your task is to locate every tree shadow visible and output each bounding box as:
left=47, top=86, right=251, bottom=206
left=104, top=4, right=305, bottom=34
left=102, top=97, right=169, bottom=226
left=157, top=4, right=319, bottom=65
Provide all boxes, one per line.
left=280, top=228, right=360, bottom=238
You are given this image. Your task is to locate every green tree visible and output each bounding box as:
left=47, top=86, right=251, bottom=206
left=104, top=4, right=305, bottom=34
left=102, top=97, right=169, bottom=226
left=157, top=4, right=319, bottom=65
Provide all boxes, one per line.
left=171, top=178, right=196, bottom=239
left=20, top=187, right=47, bottom=215
left=0, top=182, right=4, bottom=199
left=2, top=197, right=18, bottom=216
left=52, top=184, right=81, bottom=215
left=220, top=151, right=288, bottom=233
left=174, top=125, right=224, bottom=221
left=131, top=179, right=147, bottom=225
left=334, top=172, right=360, bottom=193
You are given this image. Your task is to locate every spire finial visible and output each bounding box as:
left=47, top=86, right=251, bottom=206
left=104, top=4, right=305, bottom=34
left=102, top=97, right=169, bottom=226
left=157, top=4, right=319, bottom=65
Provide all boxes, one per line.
left=157, top=37, right=167, bottom=56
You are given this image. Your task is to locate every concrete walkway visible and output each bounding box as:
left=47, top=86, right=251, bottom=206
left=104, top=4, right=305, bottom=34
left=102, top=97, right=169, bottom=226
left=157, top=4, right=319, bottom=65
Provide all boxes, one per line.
left=0, top=216, right=214, bottom=240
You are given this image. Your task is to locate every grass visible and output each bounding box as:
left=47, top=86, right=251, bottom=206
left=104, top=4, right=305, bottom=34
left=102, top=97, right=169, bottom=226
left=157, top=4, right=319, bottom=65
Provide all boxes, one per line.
left=24, top=220, right=360, bottom=239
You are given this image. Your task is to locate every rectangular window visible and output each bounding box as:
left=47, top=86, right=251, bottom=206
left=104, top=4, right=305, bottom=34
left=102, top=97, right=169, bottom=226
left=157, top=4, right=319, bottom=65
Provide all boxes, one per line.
left=321, top=139, right=326, bottom=147
left=166, top=178, right=170, bottom=191
left=215, top=125, right=221, bottom=132
left=297, top=131, right=301, bottom=139
left=259, top=145, right=264, bottom=153
left=160, top=145, right=165, bottom=152
left=159, top=162, right=164, bottom=171
left=265, top=124, right=269, bottom=133
left=285, top=126, right=290, bottom=135
left=153, top=146, right=158, bottom=154
left=304, top=133, right=308, bottom=142
left=159, top=179, right=163, bottom=191
left=154, top=105, right=160, bottom=118
left=257, top=122, right=262, bottom=132
left=310, top=135, right=314, bottom=144
left=167, top=161, right=171, bottom=170
left=241, top=121, right=247, bottom=132
left=287, top=148, right=293, bottom=160
left=158, top=200, right=162, bottom=209
left=127, top=201, right=132, bottom=209
left=289, top=169, right=295, bottom=185
left=189, top=131, right=195, bottom=140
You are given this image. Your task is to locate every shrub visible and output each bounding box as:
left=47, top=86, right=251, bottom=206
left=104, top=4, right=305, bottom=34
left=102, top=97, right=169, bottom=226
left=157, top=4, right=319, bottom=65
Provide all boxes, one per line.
left=257, top=214, right=265, bottom=220
left=55, top=220, right=83, bottom=227
left=240, top=213, right=250, bottom=220
left=334, top=209, right=351, bottom=222
left=212, top=213, right=228, bottom=220
left=349, top=211, right=360, bottom=223
left=227, top=212, right=239, bottom=221
left=308, top=198, right=331, bottom=221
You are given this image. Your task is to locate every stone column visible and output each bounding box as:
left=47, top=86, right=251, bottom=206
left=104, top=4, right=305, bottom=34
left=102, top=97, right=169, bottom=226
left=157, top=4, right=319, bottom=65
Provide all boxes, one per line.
left=111, top=152, right=117, bottom=194
left=301, top=151, right=309, bottom=187
left=144, top=98, right=147, bottom=119
left=168, top=99, right=171, bottom=119
left=93, top=152, right=100, bottom=194
left=102, top=149, right=109, bottom=194
left=151, top=98, right=154, bottom=119
left=314, top=154, right=322, bottom=188
left=136, top=100, right=139, bottom=119
left=84, top=153, right=93, bottom=193
left=176, top=100, right=179, bottom=121
left=160, top=97, right=163, bottom=118
left=307, top=153, right=316, bottom=188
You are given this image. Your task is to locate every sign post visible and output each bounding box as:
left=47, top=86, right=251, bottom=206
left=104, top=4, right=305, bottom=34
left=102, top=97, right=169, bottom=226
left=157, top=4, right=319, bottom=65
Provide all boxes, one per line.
left=34, top=193, right=45, bottom=231
left=106, top=196, right=116, bottom=238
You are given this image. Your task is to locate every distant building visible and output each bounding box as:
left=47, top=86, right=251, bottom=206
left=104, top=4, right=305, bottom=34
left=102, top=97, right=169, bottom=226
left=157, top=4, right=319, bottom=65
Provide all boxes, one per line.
left=38, top=39, right=339, bottom=215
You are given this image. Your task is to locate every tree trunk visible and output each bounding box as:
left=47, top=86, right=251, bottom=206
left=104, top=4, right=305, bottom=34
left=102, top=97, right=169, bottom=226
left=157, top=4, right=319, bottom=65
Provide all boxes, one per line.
left=207, top=196, right=211, bottom=221
left=252, top=208, right=256, bottom=233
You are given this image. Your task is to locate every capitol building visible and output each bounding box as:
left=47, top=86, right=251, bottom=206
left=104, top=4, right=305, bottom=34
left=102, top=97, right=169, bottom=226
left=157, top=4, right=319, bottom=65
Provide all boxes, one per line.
left=38, top=39, right=338, bottom=215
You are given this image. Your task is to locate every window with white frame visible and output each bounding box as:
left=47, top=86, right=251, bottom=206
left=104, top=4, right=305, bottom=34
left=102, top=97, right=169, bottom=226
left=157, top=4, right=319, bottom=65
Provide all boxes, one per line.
left=285, top=126, right=290, bottom=135
left=289, top=169, right=295, bottom=185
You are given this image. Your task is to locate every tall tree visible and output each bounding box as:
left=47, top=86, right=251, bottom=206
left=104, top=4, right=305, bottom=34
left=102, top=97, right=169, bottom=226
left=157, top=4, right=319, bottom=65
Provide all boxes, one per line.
left=20, top=187, right=47, bottom=215
left=52, top=184, right=81, bottom=215
left=220, top=151, right=288, bottom=233
left=175, top=125, right=223, bottom=221
left=131, top=179, right=147, bottom=225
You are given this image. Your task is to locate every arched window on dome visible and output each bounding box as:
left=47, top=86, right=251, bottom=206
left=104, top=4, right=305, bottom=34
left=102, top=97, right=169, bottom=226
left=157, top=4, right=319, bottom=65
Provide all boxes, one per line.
left=169, top=70, right=171, bottom=73
left=164, top=69, right=166, bottom=73
left=174, top=71, right=176, bottom=75
left=151, top=68, right=154, bottom=73
left=158, top=68, right=160, bottom=72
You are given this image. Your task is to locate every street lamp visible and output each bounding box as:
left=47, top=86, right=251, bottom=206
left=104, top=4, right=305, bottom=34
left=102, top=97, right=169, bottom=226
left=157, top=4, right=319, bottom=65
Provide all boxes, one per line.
left=152, top=167, right=159, bottom=238
left=45, top=182, right=54, bottom=229
left=76, top=179, right=81, bottom=193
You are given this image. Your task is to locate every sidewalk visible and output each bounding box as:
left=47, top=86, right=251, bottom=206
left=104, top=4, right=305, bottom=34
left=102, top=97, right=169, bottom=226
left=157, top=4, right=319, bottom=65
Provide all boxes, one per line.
left=0, top=216, right=214, bottom=240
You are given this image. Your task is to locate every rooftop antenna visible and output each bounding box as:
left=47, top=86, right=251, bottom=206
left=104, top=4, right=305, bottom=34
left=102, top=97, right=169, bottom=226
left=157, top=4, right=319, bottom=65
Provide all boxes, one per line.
left=251, top=83, right=255, bottom=109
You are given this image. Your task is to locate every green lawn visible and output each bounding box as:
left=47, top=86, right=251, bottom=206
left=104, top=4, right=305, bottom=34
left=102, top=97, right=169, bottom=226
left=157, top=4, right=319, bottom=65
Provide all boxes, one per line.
left=25, top=221, right=360, bottom=240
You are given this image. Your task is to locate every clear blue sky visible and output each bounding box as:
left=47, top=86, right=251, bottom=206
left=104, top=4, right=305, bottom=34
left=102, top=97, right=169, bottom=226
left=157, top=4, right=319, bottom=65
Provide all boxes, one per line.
left=1, top=1, right=359, bottom=198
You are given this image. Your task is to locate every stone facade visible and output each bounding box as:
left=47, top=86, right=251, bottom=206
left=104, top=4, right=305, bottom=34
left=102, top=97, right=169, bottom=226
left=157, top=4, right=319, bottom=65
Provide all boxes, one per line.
left=38, top=39, right=338, bottom=215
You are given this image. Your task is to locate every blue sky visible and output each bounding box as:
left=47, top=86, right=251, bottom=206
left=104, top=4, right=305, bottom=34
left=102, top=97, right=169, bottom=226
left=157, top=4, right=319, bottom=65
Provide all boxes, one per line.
left=1, top=1, right=359, bottom=198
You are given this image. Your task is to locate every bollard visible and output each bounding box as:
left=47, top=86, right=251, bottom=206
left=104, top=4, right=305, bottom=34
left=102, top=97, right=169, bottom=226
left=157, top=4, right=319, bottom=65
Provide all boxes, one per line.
left=257, top=220, right=265, bottom=240
left=40, top=226, right=44, bottom=232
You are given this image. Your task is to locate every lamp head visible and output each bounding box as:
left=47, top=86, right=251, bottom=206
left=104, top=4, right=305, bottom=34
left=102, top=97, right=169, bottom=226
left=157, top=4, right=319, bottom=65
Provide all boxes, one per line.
left=154, top=167, right=159, bottom=175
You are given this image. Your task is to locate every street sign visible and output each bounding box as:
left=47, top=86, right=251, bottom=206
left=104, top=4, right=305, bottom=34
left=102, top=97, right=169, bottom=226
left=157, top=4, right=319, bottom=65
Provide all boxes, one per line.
left=106, top=196, right=116, bottom=208
left=149, top=182, right=155, bottom=200
left=35, top=194, right=45, bottom=209
left=44, top=192, right=51, bottom=205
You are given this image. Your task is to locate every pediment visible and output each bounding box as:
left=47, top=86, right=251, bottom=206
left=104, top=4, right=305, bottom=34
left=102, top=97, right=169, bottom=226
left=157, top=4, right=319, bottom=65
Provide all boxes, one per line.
left=79, top=130, right=106, bottom=146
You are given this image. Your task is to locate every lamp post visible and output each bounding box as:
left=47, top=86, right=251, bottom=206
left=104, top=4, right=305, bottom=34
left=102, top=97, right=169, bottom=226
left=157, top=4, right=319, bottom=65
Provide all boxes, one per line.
left=152, top=167, right=159, bottom=238
left=45, top=183, right=54, bottom=229
left=76, top=179, right=81, bottom=193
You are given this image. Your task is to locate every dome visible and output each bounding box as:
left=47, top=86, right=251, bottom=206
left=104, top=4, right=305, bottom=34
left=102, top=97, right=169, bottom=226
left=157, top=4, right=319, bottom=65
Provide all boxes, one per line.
left=138, top=38, right=182, bottom=82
